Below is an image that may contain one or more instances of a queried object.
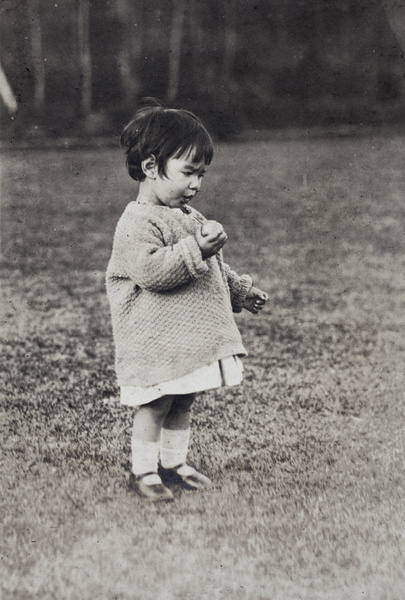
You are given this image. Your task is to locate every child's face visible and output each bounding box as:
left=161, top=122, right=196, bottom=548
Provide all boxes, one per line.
left=152, top=149, right=207, bottom=209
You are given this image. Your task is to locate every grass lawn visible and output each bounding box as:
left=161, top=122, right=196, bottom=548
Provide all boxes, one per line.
left=1, top=131, right=405, bottom=600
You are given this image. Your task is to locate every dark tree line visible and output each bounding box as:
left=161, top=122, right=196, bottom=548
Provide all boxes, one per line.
left=1, top=0, right=404, bottom=139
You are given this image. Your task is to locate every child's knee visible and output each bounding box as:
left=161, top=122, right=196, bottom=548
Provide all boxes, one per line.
left=171, top=393, right=195, bottom=413
left=147, top=395, right=173, bottom=418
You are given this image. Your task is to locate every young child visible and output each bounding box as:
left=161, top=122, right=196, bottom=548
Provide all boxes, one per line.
left=106, top=99, right=268, bottom=502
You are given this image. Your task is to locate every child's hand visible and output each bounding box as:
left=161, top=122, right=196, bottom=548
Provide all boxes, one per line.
left=244, top=286, right=268, bottom=314
left=196, top=220, right=227, bottom=259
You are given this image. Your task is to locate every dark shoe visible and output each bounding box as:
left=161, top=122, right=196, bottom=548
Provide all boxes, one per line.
left=159, top=463, right=213, bottom=491
left=129, top=472, right=174, bottom=502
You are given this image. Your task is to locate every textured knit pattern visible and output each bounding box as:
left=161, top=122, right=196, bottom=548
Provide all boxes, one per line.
left=106, top=202, right=252, bottom=387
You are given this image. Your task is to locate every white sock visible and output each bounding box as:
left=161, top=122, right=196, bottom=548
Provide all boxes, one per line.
left=131, top=439, right=160, bottom=477
left=160, top=428, right=191, bottom=469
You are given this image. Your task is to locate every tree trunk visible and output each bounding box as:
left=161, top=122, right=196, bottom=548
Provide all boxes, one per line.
left=0, top=63, right=18, bottom=114
left=27, top=0, right=45, bottom=114
left=187, top=0, right=208, bottom=94
left=167, top=0, right=186, bottom=103
left=221, top=1, right=237, bottom=86
left=382, top=0, right=405, bottom=51
left=115, top=0, right=142, bottom=104
left=78, top=0, right=92, bottom=121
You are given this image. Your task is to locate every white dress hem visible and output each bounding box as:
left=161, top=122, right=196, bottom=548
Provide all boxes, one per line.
left=120, top=355, right=243, bottom=407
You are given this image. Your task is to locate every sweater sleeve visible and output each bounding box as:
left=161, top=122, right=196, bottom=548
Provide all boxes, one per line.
left=118, top=215, right=209, bottom=292
left=222, top=262, right=253, bottom=313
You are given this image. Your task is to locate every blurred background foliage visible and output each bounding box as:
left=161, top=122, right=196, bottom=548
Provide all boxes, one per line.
left=1, top=0, right=405, bottom=139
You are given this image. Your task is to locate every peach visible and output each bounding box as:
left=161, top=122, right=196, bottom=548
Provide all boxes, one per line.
left=201, top=220, right=224, bottom=238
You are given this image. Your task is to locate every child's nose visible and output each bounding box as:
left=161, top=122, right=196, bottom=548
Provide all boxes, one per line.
left=189, top=175, right=201, bottom=191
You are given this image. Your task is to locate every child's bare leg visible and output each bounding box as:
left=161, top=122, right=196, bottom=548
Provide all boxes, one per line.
left=131, top=396, right=173, bottom=477
left=133, top=395, right=174, bottom=442
left=160, top=393, right=212, bottom=489
left=159, top=394, right=194, bottom=468
left=163, top=393, right=195, bottom=430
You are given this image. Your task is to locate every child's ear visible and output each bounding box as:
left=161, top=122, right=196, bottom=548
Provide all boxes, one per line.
left=141, top=155, right=158, bottom=180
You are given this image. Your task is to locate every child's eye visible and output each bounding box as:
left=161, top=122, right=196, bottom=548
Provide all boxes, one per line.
left=182, top=170, right=205, bottom=177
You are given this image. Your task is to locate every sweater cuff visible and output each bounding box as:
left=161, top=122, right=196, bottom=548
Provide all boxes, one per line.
left=179, top=235, right=209, bottom=279
left=232, top=274, right=253, bottom=313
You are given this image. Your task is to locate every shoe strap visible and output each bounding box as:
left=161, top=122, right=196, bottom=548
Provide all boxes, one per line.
left=174, top=464, right=197, bottom=477
left=134, top=472, right=162, bottom=486
left=142, top=473, right=162, bottom=485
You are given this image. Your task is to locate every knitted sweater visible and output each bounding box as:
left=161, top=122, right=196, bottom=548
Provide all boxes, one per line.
left=106, top=201, right=252, bottom=387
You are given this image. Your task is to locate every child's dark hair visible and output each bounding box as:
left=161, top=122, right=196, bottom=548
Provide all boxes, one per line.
left=120, top=98, right=214, bottom=181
